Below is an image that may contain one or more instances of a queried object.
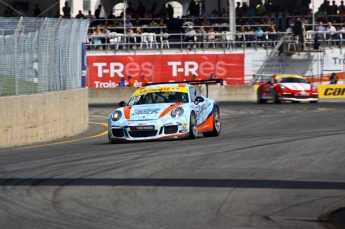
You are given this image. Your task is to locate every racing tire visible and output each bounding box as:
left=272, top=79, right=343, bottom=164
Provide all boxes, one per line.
left=272, top=89, right=281, bottom=104
left=257, top=88, right=267, bottom=104
left=203, top=106, right=221, bottom=137
left=189, top=112, right=198, bottom=139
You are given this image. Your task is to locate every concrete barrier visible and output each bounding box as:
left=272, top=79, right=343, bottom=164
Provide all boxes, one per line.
left=89, top=87, right=137, bottom=104
left=0, top=88, right=89, bottom=148
left=88, top=86, right=257, bottom=104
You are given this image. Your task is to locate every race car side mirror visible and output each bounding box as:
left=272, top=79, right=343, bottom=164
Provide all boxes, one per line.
left=119, top=101, right=126, bottom=107
left=194, top=96, right=204, bottom=105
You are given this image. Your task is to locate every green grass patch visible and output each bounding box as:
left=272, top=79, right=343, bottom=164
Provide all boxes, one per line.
left=0, top=74, right=38, bottom=96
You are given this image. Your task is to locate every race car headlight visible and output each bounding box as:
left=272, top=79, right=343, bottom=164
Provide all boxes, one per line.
left=280, top=85, right=287, bottom=90
left=171, top=107, right=184, bottom=118
left=111, top=110, right=122, bottom=121
left=311, top=85, right=317, bottom=90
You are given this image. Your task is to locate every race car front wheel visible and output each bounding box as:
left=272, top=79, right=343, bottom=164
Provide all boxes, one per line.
left=257, top=89, right=267, bottom=104
left=203, top=106, right=221, bottom=137
left=272, top=89, right=281, bottom=104
left=189, top=112, right=198, bottom=139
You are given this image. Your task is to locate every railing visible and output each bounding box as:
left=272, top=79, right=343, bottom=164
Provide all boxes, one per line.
left=85, top=30, right=345, bottom=54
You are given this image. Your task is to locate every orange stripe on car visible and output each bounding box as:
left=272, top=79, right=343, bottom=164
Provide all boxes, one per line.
left=197, top=113, right=214, bottom=133
left=123, top=106, right=132, bottom=119
left=158, top=102, right=181, bottom=118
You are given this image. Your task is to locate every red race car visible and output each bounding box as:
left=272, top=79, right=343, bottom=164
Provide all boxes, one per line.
left=257, top=74, right=319, bottom=103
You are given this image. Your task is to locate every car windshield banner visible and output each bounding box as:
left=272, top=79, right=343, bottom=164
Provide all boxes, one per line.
left=86, top=54, right=244, bottom=88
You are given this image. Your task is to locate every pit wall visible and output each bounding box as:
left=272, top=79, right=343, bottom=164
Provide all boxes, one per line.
left=0, top=88, right=89, bottom=148
left=88, top=86, right=257, bottom=104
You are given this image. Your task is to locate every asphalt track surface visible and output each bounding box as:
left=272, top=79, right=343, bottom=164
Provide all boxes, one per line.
left=0, top=101, right=344, bottom=229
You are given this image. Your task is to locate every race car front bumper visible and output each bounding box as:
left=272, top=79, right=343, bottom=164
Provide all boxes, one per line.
left=280, top=92, right=318, bottom=102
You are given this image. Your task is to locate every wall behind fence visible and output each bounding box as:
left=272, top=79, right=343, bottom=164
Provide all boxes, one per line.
left=86, top=53, right=245, bottom=88
left=0, top=17, right=89, bottom=96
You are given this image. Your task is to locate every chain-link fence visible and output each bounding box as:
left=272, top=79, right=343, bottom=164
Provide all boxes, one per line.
left=0, top=17, right=89, bottom=96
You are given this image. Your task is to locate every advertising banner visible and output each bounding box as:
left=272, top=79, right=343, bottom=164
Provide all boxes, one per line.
left=86, top=54, right=244, bottom=88
left=317, top=85, right=345, bottom=98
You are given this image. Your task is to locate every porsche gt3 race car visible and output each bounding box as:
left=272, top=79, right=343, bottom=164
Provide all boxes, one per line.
left=108, top=80, right=223, bottom=143
left=257, top=74, right=319, bottom=103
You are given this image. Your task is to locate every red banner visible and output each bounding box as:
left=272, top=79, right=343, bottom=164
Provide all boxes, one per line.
left=86, top=54, right=244, bottom=88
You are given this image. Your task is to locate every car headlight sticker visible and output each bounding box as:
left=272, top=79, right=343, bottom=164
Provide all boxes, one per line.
left=280, top=85, right=287, bottom=90
left=112, top=110, right=122, bottom=121
left=171, top=107, right=184, bottom=118
left=312, top=85, right=317, bottom=90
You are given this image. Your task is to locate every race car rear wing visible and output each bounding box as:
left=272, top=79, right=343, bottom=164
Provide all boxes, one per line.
left=146, top=79, right=224, bottom=98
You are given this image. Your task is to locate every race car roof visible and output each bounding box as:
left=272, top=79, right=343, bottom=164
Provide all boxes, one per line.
left=275, top=74, right=304, bottom=79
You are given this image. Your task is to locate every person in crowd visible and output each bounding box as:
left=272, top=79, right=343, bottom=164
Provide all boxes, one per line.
left=266, top=23, right=277, bottom=42
left=293, top=18, right=306, bottom=50
left=133, top=18, right=142, bottom=27
left=125, top=27, right=135, bottom=49
left=326, top=21, right=337, bottom=42
left=340, top=1, right=345, bottom=12
left=286, top=23, right=294, bottom=33
left=54, top=9, right=62, bottom=18
left=200, top=8, right=208, bottom=18
left=246, top=16, right=256, bottom=26
left=235, top=2, right=242, bottom=17
left=137, top=1, right=146, bottom=18
left=255, top=26, right=265, bottom=47
left=119, top=77, right=126, bottom=87
left=330, top=0, right=339, bottom=15
left=167, top=4, right=174, bottom=19
left=150, top=2, right=157, bottom=14
left=329, top=72, right=338, bottom=84
left=92, top=27, right=102, bottom=49
left=201, top=17, right=210, bottom=27
left=127, top=75, right=135, bottom=87
left=126, top=2, right=135, bottom=15
left=75, top=10, right=85, bottom=19
left=101, top=26, right=110, bottom=49
left=141, top=75, right=149, bottom=86
left=46, top=11, right=54, bottom=18
left=236, top=25, right=246, bottom=46
left=196, top=26, right=207, bottom=47
left=245, top=6, right=256, bottom=16
left=125, top=19, right=133, bottom=27
left=33, top=4, right=41, bottom=17
left=245, top=24, right=255, bottom=45
left=288, top=15, right=296, bottom=26
left=4, top=6, right=12, bottom=17
left=185, top=26, right=197, bottom=49
left=62, top=1, right=70, bottom=18
left=13, top=4, right=24, bottom=17
left=221, top=8, right=228, bottom=17
left=134, top=27, right=142, bottom=48
left=94, top=4, right=102, bottom=19
left=159, top=3, right=167, bottom=18
left=192, top=74, right=200, bottom=81
left=256, top=2, right=265, bottom=16
left=187, top=0, right=199, bottom=17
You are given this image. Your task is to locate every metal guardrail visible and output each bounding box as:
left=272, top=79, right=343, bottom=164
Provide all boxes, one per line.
left=85, top=30, right=345, bottom=54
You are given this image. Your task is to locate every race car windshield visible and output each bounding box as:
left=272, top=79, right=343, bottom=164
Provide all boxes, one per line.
left=278, top=78, right=307, bottom=83
left=127, top=92, right=189, bottom=105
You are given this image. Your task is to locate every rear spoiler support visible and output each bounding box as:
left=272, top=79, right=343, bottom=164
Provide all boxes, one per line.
left=145, top=79, right=224, bottom=98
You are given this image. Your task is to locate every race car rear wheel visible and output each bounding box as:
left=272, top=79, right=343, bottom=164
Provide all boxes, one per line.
left=257, top=88, right=267, bottom=104
left=203, top=106, right=221, bottom=137
left=272, top=89, right=281, bottom=104
left=189, top=112, right=198, bottom=139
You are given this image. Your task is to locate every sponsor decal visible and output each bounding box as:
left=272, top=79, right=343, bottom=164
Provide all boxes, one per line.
left=87, top=54, right=245, bottom=88
left=135, top=125, right=155, bottom=130
left=132, top=109, right=161, bottom=115
left=317, top=85, right=345, bottom=98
